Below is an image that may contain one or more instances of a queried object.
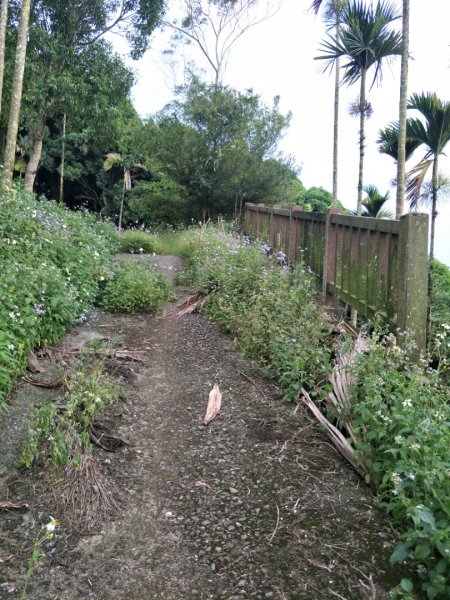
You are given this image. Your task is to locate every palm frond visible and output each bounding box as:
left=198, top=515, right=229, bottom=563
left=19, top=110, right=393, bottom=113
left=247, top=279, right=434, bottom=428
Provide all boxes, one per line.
left=103, top=152, right=123, bottom=171
left=406, top=159, right=433, bottom=209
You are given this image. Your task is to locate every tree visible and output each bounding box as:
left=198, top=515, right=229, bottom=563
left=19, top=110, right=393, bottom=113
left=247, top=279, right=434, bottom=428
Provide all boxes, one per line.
left=6, top=0, right=165, bottom=192
left=379, top=92, right=450, bottom=341
left=315, top=1, right=402, bottom=215
left=311, top=0, right=347, bottom=206
left=22, top=38, right=134, bottom=192
left=165, top=0, right=279, bottom=85
left=149, top=79, right=294, bottom=219
left=2, top=0, right=31, bottom=188
left=356, top=184, right=392, bottom=218
left=395, top=0, right=410, bottom=218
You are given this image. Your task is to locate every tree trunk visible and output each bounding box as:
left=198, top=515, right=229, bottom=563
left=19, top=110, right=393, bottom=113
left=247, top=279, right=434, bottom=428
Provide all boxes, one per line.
left=59, top=113, right=66, bottom=203
left=2, top=0, right=31, bottom=189
left=357, top=70, right=367, bottom=216
left=24, top=118, right=45, bottom=192
left=0, top=0, right=8, bottom=118
left=426, top=155, right=438, bottom=345
left=332, top=36, right=340, bottom=206
left=395, top=0, right=410, bottom=219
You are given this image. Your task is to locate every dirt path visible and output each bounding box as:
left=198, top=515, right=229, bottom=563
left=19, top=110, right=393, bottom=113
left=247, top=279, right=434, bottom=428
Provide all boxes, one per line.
left=0, top=256, right=408, bottom=599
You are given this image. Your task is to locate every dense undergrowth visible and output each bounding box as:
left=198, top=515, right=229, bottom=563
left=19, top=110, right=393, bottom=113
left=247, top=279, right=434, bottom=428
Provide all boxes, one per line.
left=182, top=225, right=450, bottom=599
left=0, top=187, right=119, bottom=412
left=181, top=226, right=334, bottom=402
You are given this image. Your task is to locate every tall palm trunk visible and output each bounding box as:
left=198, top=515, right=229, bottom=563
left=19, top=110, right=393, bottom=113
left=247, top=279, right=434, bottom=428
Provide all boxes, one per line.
left=0, top=0, right=9, bottom=118
left=59, top=113, right=66, bottom=203
left=426, top=156, right=439, bottom=343
left=24, top=117, right=45, bottom=192
left=357, top=69, right=367, bottom=216
left=395, top=0, right=410, bottom=218
left=332, top=53, right=340, bottom=205
left=2, top=0, right=31, bottom=188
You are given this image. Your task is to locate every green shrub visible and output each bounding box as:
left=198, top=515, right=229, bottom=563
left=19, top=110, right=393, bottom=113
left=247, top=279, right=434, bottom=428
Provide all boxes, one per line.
left=182, top=226, right=333, bottom=401
left=0, top=185, right=118, bottom=411
left=119, top=230, right=162, bottom=254
left=350, top=334, right=450, bottom=599
left=99, top=260, right=174, bottom=313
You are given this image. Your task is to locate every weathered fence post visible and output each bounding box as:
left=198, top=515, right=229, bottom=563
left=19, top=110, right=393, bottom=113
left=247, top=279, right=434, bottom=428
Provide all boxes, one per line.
left=288, top=206, right=302, bottom=262
left=322, top=207, right=342, bottom=306
left=397, top=212, right=429, bottom=356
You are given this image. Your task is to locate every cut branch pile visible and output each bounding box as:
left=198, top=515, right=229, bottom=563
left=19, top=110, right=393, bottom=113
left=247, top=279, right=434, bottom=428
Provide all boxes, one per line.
left=56, top=451, right=122, bottom=527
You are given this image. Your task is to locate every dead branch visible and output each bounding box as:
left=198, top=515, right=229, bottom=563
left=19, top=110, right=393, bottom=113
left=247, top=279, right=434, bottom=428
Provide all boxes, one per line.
left=89, top=421, right=130, bottom=452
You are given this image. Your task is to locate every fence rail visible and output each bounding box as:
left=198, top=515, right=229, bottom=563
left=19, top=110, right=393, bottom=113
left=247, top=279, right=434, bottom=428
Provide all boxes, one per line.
left=244, top=203, right=429, bottom=354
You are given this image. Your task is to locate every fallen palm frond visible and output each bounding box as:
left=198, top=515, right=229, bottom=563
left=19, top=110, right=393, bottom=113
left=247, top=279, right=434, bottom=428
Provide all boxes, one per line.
left=326, top=335, right=369, bottom=448
left=301, top=335, right=369, bottom=477
left=175, top=291, right=207, bottom=316
left=56, top=450, right=122, bottom=527
left=301, top=388, right=365, bottom=477
left=203, top=383, right=222, bottom=425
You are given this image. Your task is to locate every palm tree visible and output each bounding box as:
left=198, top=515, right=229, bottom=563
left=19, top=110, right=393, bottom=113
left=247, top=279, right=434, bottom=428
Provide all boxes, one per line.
left=311, top=1, right=348, bottom=206
left=379, top=92, right=450, bottom=341
left=315, top=1, right=402, bottom=215
left=358, top=184, right=393, bottom=218
left=103, top=153, right=145, bottom=233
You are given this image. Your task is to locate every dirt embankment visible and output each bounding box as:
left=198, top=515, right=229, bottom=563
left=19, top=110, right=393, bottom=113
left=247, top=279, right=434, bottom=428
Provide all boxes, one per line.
left=0, top=255, right=410, bottom=599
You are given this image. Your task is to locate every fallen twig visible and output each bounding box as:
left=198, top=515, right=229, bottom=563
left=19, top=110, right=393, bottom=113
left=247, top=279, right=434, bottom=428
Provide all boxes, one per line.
left=0, top=501, right=29, bottom=511
left=21, top=375, right=65, bottom=388
left=268, top=503, right=280, bottom=543
left=237, top=370, right=270, bottom=403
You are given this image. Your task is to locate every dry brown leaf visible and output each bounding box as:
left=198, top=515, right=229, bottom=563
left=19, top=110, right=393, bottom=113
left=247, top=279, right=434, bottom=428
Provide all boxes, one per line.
left=27, top=351, right=45, bottom=373
left=203, top=383, right=222, bottom=425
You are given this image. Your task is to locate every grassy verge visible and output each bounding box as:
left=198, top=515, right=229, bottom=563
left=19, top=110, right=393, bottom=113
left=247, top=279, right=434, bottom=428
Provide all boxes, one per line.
left=181, top=225, right=334, bottom=401
left=0, top=186, right=119, bottom=412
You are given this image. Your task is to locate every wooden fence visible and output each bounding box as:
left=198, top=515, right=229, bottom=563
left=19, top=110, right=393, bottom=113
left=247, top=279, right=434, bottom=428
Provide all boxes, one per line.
left=244, top=203, right=429, bottom=354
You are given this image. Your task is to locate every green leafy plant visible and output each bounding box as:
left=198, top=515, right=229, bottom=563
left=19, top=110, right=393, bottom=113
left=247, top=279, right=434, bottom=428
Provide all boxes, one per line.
left=99, top=260, right=174, bottom=314
left=118, top=229, right=162, bottom=254
left=349, top=333, right=450, bottom=599
left=0, top=185, right=119, bottom=411
left=20, top=352, right=117, bottom=469
left=21, top=517, right=59, bottom=600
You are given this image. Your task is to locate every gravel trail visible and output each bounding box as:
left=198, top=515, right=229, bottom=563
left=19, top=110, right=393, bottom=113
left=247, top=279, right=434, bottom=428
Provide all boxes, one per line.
left=0, top=255, right=408, bottom=599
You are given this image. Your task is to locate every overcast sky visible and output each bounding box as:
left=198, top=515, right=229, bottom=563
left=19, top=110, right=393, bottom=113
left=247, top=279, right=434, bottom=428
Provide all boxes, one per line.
left=112, top=0, right=450, bottom=266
